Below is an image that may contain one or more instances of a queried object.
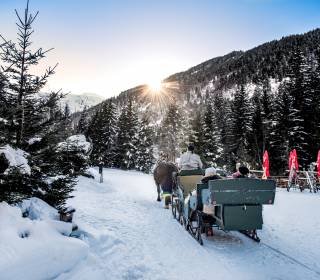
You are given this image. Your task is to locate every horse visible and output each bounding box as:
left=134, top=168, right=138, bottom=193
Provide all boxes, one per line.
left=153, top=161, right=178, bottom=202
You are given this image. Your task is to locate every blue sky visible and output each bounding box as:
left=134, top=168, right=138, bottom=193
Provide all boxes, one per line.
left=0, top=0, right=320, bottom=97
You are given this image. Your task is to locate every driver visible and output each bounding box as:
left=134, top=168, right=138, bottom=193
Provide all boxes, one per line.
left=179, top=144, right=203, bottom=171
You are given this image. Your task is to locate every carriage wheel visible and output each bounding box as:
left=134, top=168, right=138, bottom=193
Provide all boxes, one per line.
left=171, top=196, right=177, bottom=219
left=189, top=211, right=203, bottom=245
left=182, top=216, right=189, bottom=230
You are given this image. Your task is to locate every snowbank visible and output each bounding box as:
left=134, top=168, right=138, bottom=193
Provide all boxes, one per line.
left=0, top=144, right=31, bottom=174
left=21, top=197, right=59, bottom=220
left=57, top=134, right=91, bottom=153
left=0, top=201, right=88, bottom=280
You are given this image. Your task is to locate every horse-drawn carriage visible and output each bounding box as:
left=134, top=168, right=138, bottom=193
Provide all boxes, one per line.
left=171, top=169, right=276, bottom=245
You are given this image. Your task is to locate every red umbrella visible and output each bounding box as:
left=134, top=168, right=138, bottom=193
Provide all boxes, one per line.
left=289, top=149, right=299, bottom=177
left=289, top=150, right=293, bottom=171
left=292, top=149, right=299, bottom=171
left=263, top=150, right=270, bottom=177
left=317, top=150, right=320, bottom=178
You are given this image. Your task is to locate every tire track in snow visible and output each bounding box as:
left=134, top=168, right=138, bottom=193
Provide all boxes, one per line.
left=260, top=242, right=320, bottom=276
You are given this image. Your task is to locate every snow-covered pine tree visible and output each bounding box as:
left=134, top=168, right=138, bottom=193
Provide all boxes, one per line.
left=135, top=115, right=155, bottom=173
left=0, top=2, right=89, bottom=208
left=311, top=48, right=320, bottom=157
left=300, top=52, right=319, bottom=163
left=261, top=79, right=274, bottom=151
left=178, top=105, right=193, bottom=152
left=286, top=48, right=310, bottom=168
left=87, top=100, right=118, bottom=166
left=159, top=102, right=181, bottom=162
left=77, top=105, right=89, bottom=135
left=0, top=70, right=11, bottom=145
left=228, top=85, right=252, bottom=166
left=269, top=81, right=292, bottom=174
left=115, top=98, right=139, bottom=169
left=201, top=100, right=222, bottom=167
left=220, top=99, right=235, bottom=170
left=189, top=109, right=205, bottom=159
left=212, top=92, right=229, bottom=166
left=247, top=87, right=264, bottom=168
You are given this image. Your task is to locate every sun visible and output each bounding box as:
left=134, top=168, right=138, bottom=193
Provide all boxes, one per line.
left=147, top=79, right=163, bottom=92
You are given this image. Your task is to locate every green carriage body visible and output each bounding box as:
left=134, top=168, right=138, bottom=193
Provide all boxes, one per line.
left=208, top=178, right=276, bottom=231
left=175, top=170, right=276, bottom=236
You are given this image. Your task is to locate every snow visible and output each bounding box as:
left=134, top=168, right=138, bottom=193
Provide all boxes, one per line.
left=1, top=169, right=319, bottom=279
left=0, top=117, right=8, bottom=124
left=0, top=201, right=88, bottom=280
left=0, top=144, right=31, bottom=175
left=57, top=134, right=91, bottom=153
left=55, top=168, right=320, bottom=280
left=27, top=137, right=42, bottom=145
left=21, top=197, right=59, bottom=220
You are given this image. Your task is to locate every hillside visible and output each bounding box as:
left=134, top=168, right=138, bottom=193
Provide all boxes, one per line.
left=110, top=28, right=320, bottom=107
left=77, top=28, right=320, bottom=172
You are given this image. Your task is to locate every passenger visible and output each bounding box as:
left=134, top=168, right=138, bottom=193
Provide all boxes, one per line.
left=201, top=167, right=221, bottom=184
left=231, top=162, right=241, bottom=178
left=233, top=166, right=250, bottom=178
left=179, top=144, right=203, bottom=171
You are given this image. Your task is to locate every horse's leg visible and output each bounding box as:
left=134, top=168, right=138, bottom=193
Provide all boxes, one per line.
left=156, top=183, right=161, bottom=201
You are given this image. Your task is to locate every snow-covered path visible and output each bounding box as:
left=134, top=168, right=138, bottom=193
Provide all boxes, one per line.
left=56, top=168, right=320, bottom=280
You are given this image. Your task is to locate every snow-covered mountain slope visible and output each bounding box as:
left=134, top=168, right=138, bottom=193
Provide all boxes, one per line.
left=61, top=93, right=105, bottom=113
left=86, top=28, right=320, bottom=128
left=54, top=168, right=320, bottom=280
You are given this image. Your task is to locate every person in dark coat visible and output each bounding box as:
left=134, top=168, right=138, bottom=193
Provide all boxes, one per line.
left=233, top=166, right=250, bottom=178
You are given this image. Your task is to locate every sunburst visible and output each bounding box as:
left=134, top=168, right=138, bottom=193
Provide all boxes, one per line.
left=141, top=80, right=180, bottom=110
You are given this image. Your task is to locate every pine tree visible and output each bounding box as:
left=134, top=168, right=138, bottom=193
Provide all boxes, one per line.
left=159, top=102, right=181, bottom=162
left=115, top=98, right=139, bottom=169
left=189, top=109, right=205, bottom=158
left=287, top=49, right=310, bottom=168
left=248, top=87, right=264, bottom=168
left=269, top=82, right=291, bottom=174
left=261, top=79, right=274, bottom=151
left=0, top=2, right=88, bottom=208
left=229, top=85, right=252, bottom=166
left=135, top=115, right=155, bottom=173
left=87, top=100, right=118, bottom=166
left=201, top=100, right=222, bottom=167
left=311, top=48, right=320, bottom=158
left=77, top=106, right=89, bottom=135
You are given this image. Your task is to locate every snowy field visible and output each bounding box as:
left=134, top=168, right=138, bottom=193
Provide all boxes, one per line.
left=1, top=168, right=320, bottom=280
left=58, top=168, right=320, bottom=280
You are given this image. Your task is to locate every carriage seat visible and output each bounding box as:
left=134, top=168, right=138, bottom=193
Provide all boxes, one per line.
left=177, top=169, right=204, bottom=196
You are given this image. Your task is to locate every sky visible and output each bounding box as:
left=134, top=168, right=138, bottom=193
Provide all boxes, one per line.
left=0, top=0, right=320, bottom=98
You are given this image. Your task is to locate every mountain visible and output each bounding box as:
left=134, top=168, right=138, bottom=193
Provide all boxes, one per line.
left=61, top=93, right=105, bottom=113
left=93, top=28, right=320, bottom=110
left=79, top=28, right=320, bottom=172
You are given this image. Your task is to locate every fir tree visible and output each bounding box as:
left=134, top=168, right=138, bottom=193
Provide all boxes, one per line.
left=136, top=115, right=155, bottom=173
left=87, top=100, right=118, bottom=166
left=201, top=100, right=222, bottom=167
left=189, top=109, right=205, bottom=158
left=269, top=82, right=291, bottom=174
left=115, top=98, right=139, bottom=169
left=287, top=49, right=310, bottom=168
left=77, top=106, right=89, bottom=135
left=159, top=102, right=181, bottom=162
left=261, top=79, right=274, bottom=151
left=0, top=2, right=88, bottom=208
left=248, top=87, right=264, bottom=168
left=229, top=85, right=252, bottom=166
